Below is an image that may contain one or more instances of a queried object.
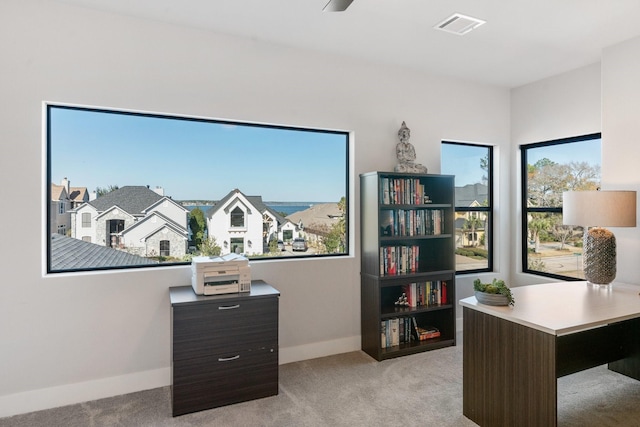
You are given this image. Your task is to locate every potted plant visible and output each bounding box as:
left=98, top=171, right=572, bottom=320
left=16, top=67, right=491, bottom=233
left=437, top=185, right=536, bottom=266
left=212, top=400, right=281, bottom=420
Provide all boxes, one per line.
left=473, top=278, right=515, bottom=306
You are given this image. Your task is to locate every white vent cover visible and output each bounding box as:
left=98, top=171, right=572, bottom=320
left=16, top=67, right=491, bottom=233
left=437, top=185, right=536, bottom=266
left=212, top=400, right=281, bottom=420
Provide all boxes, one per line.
left=435, top=13, right=486, bottom=35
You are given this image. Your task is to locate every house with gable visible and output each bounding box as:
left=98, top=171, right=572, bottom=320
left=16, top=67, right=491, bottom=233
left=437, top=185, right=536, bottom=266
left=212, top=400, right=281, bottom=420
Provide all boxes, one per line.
left=206, top=188, right=300, bottom=255
left=49, top=177, right=89, bottom=237
left=70, top=185, right=189, bottom=258
left=454, top=183, right=488, bottom=248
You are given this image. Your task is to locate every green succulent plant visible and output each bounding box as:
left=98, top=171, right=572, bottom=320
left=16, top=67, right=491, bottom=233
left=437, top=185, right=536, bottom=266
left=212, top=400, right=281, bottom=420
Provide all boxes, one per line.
left=473, top=278, right=515, bottom=306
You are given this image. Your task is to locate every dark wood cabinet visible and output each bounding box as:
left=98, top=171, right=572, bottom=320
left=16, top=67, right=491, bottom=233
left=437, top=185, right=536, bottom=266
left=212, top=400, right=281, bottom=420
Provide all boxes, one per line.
left=360, top=172, right=456, bottom=361
left=170, top=281, right=280, bottom=416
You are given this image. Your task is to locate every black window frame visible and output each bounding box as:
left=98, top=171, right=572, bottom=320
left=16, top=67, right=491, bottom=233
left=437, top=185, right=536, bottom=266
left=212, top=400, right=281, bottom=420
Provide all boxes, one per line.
left=45, top=103, right=351, bottom=274
left=520, top=133, right=601, bottom=281
left=441, top=141, right=494, bottom=274
left=159, top=240, right=170, bottom=257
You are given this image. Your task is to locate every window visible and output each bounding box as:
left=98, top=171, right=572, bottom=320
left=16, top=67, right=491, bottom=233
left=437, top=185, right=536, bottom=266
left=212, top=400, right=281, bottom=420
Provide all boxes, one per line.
left=441, top=142, right=493, bottom=273
left=46, top=104, right=350, bottom=273
left=160, top=240, right=170, bottom=257
left=230, top=238, right=244, bottom=254
left=521, top=134, right=601, bottom=280
left=58, top=201, right=65, bottom=215
left=57, top=224, right=66, bottom=235
left=230, top=207, right=245, bottom=228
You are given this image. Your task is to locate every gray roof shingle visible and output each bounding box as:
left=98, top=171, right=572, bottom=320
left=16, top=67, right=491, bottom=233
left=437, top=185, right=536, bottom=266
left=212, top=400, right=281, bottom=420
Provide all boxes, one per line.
left=50, top=234, right=159, bottom=271
left=455, top=183, right=488, bottom=207
left=89, top=186, right=163, bottom=214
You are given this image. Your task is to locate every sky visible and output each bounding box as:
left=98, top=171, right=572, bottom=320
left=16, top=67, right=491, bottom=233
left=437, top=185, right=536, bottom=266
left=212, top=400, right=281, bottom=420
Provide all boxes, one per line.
left=49, top=106, right=348, bottom=202
left=525, top=138, right=601, bottom=167
left=441, top=138, right=601, bottom=187
left=441, top=143, right=489, bottom=187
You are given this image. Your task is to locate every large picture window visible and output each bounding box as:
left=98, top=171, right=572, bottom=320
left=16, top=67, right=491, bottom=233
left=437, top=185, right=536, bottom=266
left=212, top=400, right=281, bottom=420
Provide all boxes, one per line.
left=521, top=134, right=601, bottom=280
left=441, top=141, right=493, bottom=273
left=46, top=104, right=350, bottom=274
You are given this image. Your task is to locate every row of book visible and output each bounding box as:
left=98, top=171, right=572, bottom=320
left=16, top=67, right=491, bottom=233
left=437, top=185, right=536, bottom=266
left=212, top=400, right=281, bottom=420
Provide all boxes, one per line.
left=380, top=209, right=445, bottom=237
left=396, top=281, right=448, bottom=307
left=381, top=316, right=441, bottom=348
left=380, top=177, right=431, bottom=205
left=380, top=245, right=419, bottom=276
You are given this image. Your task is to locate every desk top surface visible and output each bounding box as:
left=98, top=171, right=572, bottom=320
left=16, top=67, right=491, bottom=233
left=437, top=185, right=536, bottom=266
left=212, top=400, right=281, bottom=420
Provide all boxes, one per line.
left=459, top=281, right=640, bottom=335
left=170, top=280, right=279, bottom=306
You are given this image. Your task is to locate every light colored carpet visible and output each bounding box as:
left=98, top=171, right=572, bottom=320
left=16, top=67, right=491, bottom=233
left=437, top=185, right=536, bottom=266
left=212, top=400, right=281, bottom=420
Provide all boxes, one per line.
left=2, top=337, right=640, bottom=427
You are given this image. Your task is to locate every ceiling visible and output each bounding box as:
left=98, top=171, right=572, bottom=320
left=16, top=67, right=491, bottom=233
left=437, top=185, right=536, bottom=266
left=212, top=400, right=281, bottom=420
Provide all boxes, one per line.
left=56, top=0, right=640, bottom=88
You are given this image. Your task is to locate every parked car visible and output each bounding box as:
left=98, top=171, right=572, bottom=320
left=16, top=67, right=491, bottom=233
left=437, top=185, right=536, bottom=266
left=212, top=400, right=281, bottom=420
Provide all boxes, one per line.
left=277, top=240, right=285, bottom=251
left=292, top=237, right=308, bottom=252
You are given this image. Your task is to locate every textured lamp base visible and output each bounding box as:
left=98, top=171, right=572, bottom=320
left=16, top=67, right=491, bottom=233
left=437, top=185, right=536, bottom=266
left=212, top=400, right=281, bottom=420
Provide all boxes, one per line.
left=583, top=227, right=616, bottom=285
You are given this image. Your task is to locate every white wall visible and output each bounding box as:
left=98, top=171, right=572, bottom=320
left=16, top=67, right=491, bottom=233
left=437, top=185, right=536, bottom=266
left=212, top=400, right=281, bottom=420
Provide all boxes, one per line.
left=0, top=0, right=510, bottom=416
left=510, top=37, right=640, bottom=289
left=602, top=36, right=640, bottom=285
left=510, top=63, right=602, bottom=286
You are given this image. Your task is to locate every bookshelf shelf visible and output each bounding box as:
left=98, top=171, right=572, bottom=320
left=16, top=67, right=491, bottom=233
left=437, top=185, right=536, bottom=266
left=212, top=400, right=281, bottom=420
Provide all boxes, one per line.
left=380, top=303, right=453, bottom=316
left=360, top=171, right=456, bottom=361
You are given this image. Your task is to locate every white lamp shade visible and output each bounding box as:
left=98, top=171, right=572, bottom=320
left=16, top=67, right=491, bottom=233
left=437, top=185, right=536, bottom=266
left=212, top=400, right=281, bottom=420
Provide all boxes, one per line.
left=562, top=190, right=637, bottom=227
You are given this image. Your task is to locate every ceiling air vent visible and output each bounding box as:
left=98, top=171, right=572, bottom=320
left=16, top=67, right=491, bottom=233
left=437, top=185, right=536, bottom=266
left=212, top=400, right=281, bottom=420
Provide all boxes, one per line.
left=323, top=0, right=354, bottom=12
left=435, top=13, right=486, bottom=35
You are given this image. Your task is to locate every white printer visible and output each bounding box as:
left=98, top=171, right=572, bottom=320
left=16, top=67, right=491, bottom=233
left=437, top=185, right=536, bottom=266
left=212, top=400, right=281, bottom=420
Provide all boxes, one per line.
left=191, top=253, right=251, bottom=295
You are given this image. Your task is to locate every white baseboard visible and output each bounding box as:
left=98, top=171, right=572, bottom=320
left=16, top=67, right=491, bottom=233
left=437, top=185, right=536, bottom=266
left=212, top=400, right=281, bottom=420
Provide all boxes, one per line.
left=0, top=334, right=403, bottom=418
left=0, top=338, right=362, bottom=418
left=279, top=335, right=361, bottom=365
left=0, top=367, right=170, bottom=418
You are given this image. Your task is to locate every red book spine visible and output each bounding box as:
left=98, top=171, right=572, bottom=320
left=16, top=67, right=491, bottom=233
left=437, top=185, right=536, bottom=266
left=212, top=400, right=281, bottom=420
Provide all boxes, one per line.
left=442, top=281, right=447, bottom=305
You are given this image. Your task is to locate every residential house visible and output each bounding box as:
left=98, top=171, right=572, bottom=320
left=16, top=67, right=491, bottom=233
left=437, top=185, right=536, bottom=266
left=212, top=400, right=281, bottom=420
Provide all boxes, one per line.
left=49, top=177, right=89, bottom=237
left=286, top=203, right=342, bottom=250
left=206, top=188, right=299, bottom=255
left=454, top=183, right=488, bottom=248
left=70, top=186, right=190, bottom=259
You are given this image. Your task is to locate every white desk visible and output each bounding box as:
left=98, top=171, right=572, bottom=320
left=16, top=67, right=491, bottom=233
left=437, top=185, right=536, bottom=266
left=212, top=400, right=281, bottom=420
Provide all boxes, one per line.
left=460, top=281, right=640, bottom=427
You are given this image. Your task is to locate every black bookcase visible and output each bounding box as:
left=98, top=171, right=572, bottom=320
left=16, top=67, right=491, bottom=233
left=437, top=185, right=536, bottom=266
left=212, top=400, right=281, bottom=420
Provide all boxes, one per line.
left=360, top=171, right=456, bottom=361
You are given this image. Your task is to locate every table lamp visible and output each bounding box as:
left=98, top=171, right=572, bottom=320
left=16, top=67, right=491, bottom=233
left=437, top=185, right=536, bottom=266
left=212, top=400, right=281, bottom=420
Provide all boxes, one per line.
left=562, top=190, right=636, bottom=285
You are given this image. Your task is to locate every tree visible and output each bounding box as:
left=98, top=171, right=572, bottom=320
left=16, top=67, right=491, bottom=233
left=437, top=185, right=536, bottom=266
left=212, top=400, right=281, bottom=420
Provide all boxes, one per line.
left=189, top=208, right=207, bottom=248
left=323, top=197, right=347, bottom=254
left=480, top=153, right=489, bottom=185
left=527, top=158, right=600, bottom=208
left=528, top=213, right=553, bottom=253
left=95, top=185, right=119, bottom=197
left=462, top=215, right=483, bottom=247
left=198, top=236, right=221, bottom=256
left=527, top=159, right=568, bottom=207
left=552, top=224, right=575, bottom=250
left=565, top=161, right=601, bottom=191
left=268, top=238, right=279, bottom=254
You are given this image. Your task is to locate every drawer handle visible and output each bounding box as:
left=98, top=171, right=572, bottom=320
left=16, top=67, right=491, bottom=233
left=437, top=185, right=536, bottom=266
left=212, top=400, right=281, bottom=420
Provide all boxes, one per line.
left=218, top=355, right=240, bottom=362
left=218, top=304, right=240, bottom=310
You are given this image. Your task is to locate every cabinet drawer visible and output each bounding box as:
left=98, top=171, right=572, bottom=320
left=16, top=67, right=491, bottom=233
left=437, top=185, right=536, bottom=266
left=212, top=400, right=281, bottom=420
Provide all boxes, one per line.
left=172, top=345, right=278, bottom=416
left=172, top=297, right=278, bottom=361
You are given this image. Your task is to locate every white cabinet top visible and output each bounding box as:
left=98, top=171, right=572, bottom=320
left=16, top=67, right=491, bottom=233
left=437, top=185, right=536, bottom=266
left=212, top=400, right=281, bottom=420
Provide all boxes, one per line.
left=459, top=281, right=640, bottom=335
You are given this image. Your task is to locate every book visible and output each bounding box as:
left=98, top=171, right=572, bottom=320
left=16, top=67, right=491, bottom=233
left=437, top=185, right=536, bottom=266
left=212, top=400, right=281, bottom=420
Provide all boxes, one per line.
left=442, top=281, right=447, bottom=305
left=416, top=325, right=440, bottom=341
left=380, top=210, right=394, bottom=236
left=389, top=318, right=400, bottom=347
left=411, top=317, right=420, bottom=341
